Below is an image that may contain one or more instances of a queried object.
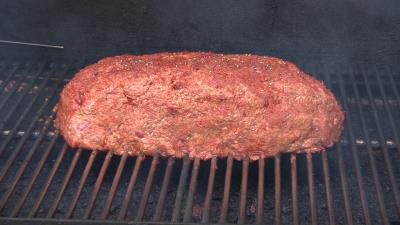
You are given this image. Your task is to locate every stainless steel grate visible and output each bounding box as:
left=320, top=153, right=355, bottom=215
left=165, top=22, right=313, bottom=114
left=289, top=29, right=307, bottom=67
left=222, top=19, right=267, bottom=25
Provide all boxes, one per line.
left=0, top=61, right=399, bottom=225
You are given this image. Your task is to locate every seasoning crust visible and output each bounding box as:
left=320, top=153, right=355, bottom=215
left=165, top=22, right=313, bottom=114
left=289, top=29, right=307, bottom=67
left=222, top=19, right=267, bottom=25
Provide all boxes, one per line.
left=55, top=52, right=344, bottom=160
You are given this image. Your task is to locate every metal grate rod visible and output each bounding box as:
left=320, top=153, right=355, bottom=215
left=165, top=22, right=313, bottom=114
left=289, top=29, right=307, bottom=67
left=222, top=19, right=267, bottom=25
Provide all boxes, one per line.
left=201, top=157, right=218, bottom=223
left=117, top=155, right=144, bottom=220
left=290, top=153, right=299, bottom=225
left=153, top=157, right=175, bottom=221
left=321, top=151, right=335, bottom=225
left=219, top=155, right=234, bottom=224
left=238, top=157, right=249, bottom=224
left=336, top=144, right=354, bottom=225
left=307, top=152, right=318, bottom=225
left=274, top=155, right=281, bottom=225
left=256, top=158, right=265, bottom=225
left=171, top=157, right=191, bottom=222
left=182, top=158, right=201, bottom=223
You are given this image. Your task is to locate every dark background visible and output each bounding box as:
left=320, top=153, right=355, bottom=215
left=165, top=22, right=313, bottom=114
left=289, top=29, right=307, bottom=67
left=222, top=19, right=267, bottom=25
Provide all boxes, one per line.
left=0, top=0, right=399, bottom=66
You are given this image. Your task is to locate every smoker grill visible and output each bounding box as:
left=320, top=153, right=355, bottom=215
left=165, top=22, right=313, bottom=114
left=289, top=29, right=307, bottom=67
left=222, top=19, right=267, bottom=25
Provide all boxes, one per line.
left=0, top=60, right=399, bottom=225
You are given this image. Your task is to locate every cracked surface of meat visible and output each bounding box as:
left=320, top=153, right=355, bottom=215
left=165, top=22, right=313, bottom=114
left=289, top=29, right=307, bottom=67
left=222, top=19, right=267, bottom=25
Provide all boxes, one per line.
left=55, top=52, right=344, bottom=160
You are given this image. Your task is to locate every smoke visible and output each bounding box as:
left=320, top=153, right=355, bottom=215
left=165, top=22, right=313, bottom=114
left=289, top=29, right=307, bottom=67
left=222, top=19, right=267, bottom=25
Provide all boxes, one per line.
left=0, top=0, right=399, bottom=67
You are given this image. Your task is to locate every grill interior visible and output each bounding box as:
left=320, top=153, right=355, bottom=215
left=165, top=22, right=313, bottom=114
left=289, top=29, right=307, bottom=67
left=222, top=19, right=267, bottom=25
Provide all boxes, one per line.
left=0, top=60, right=400, bottom=225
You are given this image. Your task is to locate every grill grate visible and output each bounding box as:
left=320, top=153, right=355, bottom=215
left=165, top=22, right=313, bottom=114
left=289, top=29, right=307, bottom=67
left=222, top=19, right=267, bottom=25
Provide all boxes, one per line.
left=0, top=61, right=399, bottom=224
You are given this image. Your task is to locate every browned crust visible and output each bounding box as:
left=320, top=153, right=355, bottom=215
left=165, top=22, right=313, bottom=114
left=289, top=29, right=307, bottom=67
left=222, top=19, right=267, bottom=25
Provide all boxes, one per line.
left=55, top=52, right=344, bottom=160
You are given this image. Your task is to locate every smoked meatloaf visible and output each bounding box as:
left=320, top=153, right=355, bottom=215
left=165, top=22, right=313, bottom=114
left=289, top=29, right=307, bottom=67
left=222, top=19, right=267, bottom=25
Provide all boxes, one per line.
left=55, top=52, right=344, bottom=160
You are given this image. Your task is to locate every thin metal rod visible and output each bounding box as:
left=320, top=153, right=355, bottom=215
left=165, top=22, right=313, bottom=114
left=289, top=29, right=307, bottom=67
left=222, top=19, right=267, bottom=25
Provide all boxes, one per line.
left=183, top=158, right=201, bottom=223
left=336, top=144, right=354, bottom=225
left=307, top=152, right=318, bottom=225
left=117, top=155, right=144, bottom=220
left=347, top=66, right=389, bottom=225
left=10, top=133, right=60, bottom=217
left=153, top=157, right=175, bottom=221
left=46, top=148, right=83, bottom=218
left=100, top=153, right=129, bottom=219
left=65, top=151, right=98, bottom=218
left=201, top=157, right=218, bottom=223
left=0, top=39, right=64, bottom=49
left=219, top=155, right=233, bottom=224
left=256, top=158, right=265, bottom=225
left=367, top=66, right=400, bottom=216
left=28, top=143, right=68, bottom=218
left=83, top=151, right=113, bottom=219
left=135, top=154, right=160, bottom=221
left=290, top=153, right=299, bottom=225
left=325, top=66, right=371, bottom=225
left=321, top=151, right=335, bottom=225
left=274, top=155, right=281, bottom=225
left=0, top=115, right=54, bottom=211
left=171, top=157, right=191, bottom=222
left=238, top=157, right=249, bottom=224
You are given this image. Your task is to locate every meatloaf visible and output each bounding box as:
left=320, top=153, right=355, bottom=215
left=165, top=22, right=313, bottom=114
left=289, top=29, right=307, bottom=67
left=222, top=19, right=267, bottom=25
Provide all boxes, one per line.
left=55, top=52, right=344, bottom=160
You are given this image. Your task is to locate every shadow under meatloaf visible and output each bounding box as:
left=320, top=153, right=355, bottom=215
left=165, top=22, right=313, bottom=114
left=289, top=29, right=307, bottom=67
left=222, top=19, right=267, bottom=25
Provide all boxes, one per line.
left=55, top=52, right=344, bottom=160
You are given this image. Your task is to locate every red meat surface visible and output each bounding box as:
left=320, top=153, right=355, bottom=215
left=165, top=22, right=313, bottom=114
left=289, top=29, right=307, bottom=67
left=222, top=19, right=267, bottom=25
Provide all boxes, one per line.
left=55, top=52, right=344, bottom=160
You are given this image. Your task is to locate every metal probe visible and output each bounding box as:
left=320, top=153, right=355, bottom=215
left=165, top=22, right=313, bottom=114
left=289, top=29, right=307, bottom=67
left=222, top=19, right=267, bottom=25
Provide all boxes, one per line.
left=0, top=39, right=64, bottom=49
